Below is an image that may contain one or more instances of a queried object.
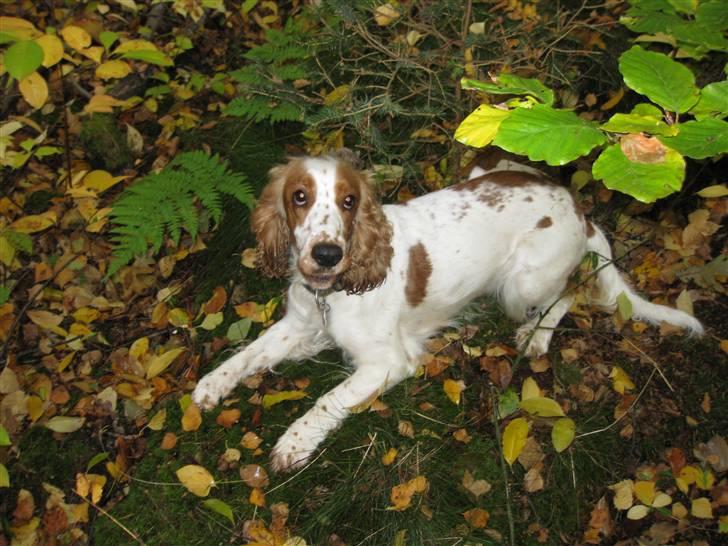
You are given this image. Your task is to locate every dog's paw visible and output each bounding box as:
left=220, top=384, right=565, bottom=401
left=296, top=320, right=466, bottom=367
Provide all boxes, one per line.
left=515, top=325, right=552, bottom=358
left=191, top=372, right=232, bottom=410
left=270, top=428, right=318, bottom=473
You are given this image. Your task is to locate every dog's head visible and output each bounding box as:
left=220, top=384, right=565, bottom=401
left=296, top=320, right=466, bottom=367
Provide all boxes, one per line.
left=251, top=155, right=393, bottom=294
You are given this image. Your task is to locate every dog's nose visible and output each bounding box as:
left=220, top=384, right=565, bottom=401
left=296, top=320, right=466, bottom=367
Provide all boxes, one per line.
left=312, top=243, right=343, bottom=268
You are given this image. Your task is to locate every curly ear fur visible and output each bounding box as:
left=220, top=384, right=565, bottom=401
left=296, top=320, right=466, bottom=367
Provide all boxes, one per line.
left=250, top=167, right=290, bottom=278
left=338, top=172, right=393, bottom=295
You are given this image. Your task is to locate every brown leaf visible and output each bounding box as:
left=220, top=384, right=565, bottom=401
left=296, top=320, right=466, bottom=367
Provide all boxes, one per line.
left=463, top=508, right=489, bottom=528
left=620, top=134, right=667, bottom=164
left=389, top=475, right=428, bottom=511
left=398, top=420, right=414, bottom=438
left=13, top=489, right=35, bottom=524
left=524, top=464, right=544, bottom=493
left=479, top=357, right=512, bottom=389
left=203, top=286, right=228, bottom=314
left=667, top=447, right=687, bottom=476
left=181, top=404, right=202, bottom=432
left=240, top=464, right=269, bottom=488
left=462, top=469, right=491, bottom=499
left=161, top=432, right=177, bottom=450
left=216, top=408, right=241, bottom=429
left=241, top=431, right=263, bottom=450
left=249, top=487, right=265, bottom=507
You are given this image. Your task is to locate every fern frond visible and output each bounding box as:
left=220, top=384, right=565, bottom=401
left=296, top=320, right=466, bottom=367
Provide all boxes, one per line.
left=108, top=152, right=253, bottom=276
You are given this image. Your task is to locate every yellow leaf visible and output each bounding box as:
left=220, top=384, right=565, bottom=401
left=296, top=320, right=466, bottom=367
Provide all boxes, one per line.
left=389, top=475, right=428, bottom=511
left=551, top=417, right=575, bottom=453
left=19, top=72, right=48, bottom=109
left=443, top=379, right=465, bottom=405
left=696, top=184, right=728, bottom=198
left=129, top=337, right=149, bottom=360
left=455, top=104, right=511, bottom=148
left=58, top=352, right=76, bottom=372
left=146, top=347, right=185, bottom=379
left=176, top=464, right=215, bottom=497
left=79, top=46, right=104, bottom=63
left=95, top=60, right=132, bottom=80
left=678, top=465, right=699, bottom=492
left=27, top=395, right=44, bottom=422
left=84, top=94, right=128, bottom=114
left=240, top=431, right=263, bottom=450
left=323, top=84, right=351, bottom=106
left=73, top=307, right=100, bottom=324
left=148, top=409, right=166, bottom=431
left=181, top=403, right=202, bottom=432
left=0, top=236, right=16, bottom=266
left=10, top=211, right=56, bottom=233
left=626, top=504, right=650, bottom=520
left=61, top=25, right=91, bottom=50
left=651, top=492, right=672, bottom=508
left=610, top=366, right=635, bottom=394
left=262, top=390, right=307, bottom=410
left=695, top=467, right=715, bottom=490
left=168, top=308, right=191, bottom=327
left=45, top=416, right=85, bottom=433
left=691, top=497, right=713, bottom=519
left=0, top=17, right=41, bottom=40
left=83, top=170, right=128, bottom=193
left=26, top=310, right=66, bottom=335
left=241, top=248, right=257, bottom=268
left=634, top=480, right=655, bottom=506
left=373, top=3, right=400, bottom=26
left=502, top=417, right=529, bottom=466
left=249, top=487, right=266, bottom=507
left=672, top=501, right=688, bottom=519
left=114, top=39, right=158, bottom=54
left=521, top=377, right=540, bottom=400
left=200, top=312, right=223, bottom=331
left=76, top=473, right=89, bottom=498
left=519, top=396, right=565, bottom=417
left=35, top=34, right=64, bottom=68
left=610, top=479, right=634, bottom=510
left=382, top=447, right=398, bottom=466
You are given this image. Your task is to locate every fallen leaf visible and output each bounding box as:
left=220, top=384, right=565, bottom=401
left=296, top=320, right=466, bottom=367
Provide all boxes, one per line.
left=398, top=420, right=415, bottom=438
left=146, top=347, right=185, bottom=379
left=610, top=479, right=634, bottom=510
left=463, top=508, right=489, bottom=528
left=691, top=497, right=713, bottom=519
left=216, top=408, right=241, bottom=428
left=453, top=428, right=471, bottom=443
left=502, top=417, right=529, bottom=465
left=443, top=379, right=465, bottom=405
left=262, top=390, right=307, bottom=410
left=524, top=465, right=544, bottom=493
left=634, top=481, right=655, bottom=506
left=462, top=469, right=491, bottom=499
left=626, top=504, right=650, bottom=520
left=521, top=377, right=540, bottom=400
left=11, top=212, right=56, bottom=233
left=161, top=432, right=177, bottom=450
left=19, top=72, right=48, bottom=109
left=95, top=60, right=132, bottom=80
left=250, top=487, right=265, bottom=507
left=61, top=25, right=91, bottom=50
left=519, top=396, right=565, bottom=417
left=696, top=184, right=728, bottom=198
left=181, top=403, right=202, bottom=432
left=374, top=3, right=400, bottom=26
left=551, top=417, right=576, bottom=453
left=241, top=431, right=263, bottom=450
left=382, top=448, right=398, bottom=466
left=45, top=416, right=85, bottom=433
left=240, top=464, right=269, bottom=488
left=148, top=409, right=166, bottom=431
left=176, top=464, right=215, bottom=497
left=610, top=366, right=635, bottom=394
left=202, top=498, right=234, bottom=524
left=389, top=475, right=428, bottom=511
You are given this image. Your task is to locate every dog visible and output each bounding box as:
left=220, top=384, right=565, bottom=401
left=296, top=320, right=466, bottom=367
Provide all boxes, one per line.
left=192, top=154, right=702, bottom=472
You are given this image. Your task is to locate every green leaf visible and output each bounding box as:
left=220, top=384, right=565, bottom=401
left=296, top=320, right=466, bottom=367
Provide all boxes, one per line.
left=659, top=118, right=728, bottom=159
left=551, top=417, right=576, bottom=453
left=498, top=388, right=520, bottom=419
left=461, top=75, right=554, bottom=105
left=202, top=498, right=234, bottom=524
left=667, top=0, right=697, bottom=14
left=45, top=416, right=85, bottom=433
left=4, top=40, right=44, bottom=80
left=99, top=30, right=119, bottom=50
left=2, top=230, right=33, bottom=253
left=0, top=463, right=9, bottom=487
left=226, top=318, right=252, bottom=342
left=493, top=104, right=606, bottom=166
left=0, top=424, right=10, bottom=446
left=617, top=292, right=633, bottom=321
left=0, top=286, right=9, bottom=306
left=619, top=46, right=699, bottom=113
left=121, top=49, right=173, bottom=66
left=86, top=452, right=109, bottom=471
left=592, top=143, right=685, bottom=203
left=601, top=113, right=677, bottom=136
left=454, top=105, right=511, bottom=148
left=691, top=80, right=728, bottom=118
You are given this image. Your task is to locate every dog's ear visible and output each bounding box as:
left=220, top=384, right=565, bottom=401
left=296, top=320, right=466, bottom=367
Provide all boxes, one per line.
left=339, top=170, right=393, bottom=294
left=251, top=166, right=290, bottom=278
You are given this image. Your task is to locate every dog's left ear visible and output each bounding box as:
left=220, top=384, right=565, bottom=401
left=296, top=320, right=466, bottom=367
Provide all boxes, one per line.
left=338, top=169, right=393, bottom=294
left=251, top=166, right=290, bottom=278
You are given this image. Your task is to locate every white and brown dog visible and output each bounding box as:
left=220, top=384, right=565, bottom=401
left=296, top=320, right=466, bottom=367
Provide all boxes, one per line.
left=192, top=155, right=702, bottom=472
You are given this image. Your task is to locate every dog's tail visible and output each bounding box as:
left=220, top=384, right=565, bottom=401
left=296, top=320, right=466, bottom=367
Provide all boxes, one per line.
left=586, top=223, right=703, bottom=335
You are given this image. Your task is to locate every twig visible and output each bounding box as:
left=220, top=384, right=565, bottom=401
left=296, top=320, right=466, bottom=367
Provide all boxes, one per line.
left=82, top=497, right=147, bottom=545
left=353, top=432, right=376, bottom=479
left=265, top=448, right=328, bottom=494
left=622, top=338, right=674, bottom=392
left=490, top=385, right=516, bottom=546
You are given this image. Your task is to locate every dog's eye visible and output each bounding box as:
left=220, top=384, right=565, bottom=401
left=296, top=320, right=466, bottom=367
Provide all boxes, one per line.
left=293, top=190, right=307, bottom=206
left=342, top=195, right=356, bottom=210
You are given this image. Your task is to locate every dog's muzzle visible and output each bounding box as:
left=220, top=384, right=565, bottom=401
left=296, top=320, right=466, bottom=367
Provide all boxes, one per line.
left=312, top=243, right=343, bottom=268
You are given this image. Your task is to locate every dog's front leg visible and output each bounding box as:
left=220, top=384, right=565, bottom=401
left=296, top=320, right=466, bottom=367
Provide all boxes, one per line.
left=192, top=315, right=325, bottom=410
left=270, top=355, right=412, bottom=472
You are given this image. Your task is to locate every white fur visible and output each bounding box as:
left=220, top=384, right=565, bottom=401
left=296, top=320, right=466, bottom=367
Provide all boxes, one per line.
left=193, top=157, right=702, bottom=472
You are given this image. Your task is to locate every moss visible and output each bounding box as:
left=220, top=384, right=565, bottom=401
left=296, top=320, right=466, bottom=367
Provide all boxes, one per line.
left=79, top=114, right=133, bottom=171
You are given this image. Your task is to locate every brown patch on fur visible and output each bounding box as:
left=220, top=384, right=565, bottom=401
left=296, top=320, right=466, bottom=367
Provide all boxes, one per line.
left=335, top=162, right=363, bottom=238
left=536, top=216, right=553, bottom=229
left=524, top=196, right=533, bottom=202
left=281, top=161, right=317, bottom=231
left=586, top=221, right=596, bottom=238
left=487, top=170, right=553, bottom=188
left=405, top=242, right=432, bottom=307
left=336, top=162, right=394, bottom=295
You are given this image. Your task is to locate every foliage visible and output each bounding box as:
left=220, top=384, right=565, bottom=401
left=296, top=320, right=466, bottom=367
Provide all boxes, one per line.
left=108, top=151, right=253, bottom=275
left=456, top=0, right=728, bottom=203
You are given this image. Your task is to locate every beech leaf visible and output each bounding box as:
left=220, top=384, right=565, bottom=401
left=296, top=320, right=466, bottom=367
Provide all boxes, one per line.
left=502, top=417, right=529, bottom=465
left=146, top=347, right=186, bottom=379
left=519, top=396, right=565, bottom=417
left=202, top=499, right=234, bottom=524
left=262, top=390, right=307, bottom=410
left=551, top=417, right=576, bottom=453
left=176, top=464, right=215, bottom=497
left=45, top=416, right=85, bottom=433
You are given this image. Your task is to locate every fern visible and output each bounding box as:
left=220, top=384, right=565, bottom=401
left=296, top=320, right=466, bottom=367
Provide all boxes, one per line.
left=224, top=19, right=314, bottom=124
left=107, top=151, right=254, bottom=275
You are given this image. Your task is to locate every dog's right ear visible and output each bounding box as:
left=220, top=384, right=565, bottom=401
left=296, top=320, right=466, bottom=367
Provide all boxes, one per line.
left=250, top=166, right=290, bottom=278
